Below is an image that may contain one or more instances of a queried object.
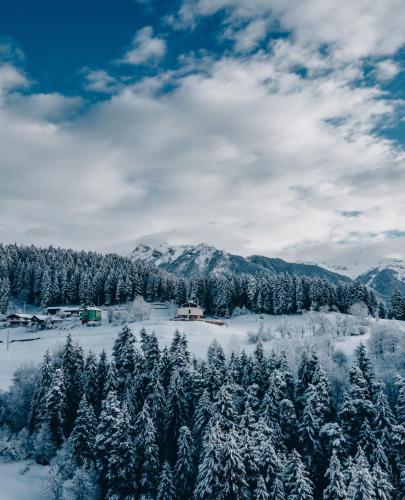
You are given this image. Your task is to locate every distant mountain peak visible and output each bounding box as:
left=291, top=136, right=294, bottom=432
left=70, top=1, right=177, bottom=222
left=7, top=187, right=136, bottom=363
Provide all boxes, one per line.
left=357, top=259, right=405, bottom=298
left=130, top=241, right=351, bottom=283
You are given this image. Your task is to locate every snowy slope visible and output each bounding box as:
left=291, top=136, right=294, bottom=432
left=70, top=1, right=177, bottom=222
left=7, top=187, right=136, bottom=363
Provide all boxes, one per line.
left=0, top=306, right=401, bottom=391
left=130, top=242, right=351, bottom=283
left=357, top=259, right=405, bottom=298
left=0, top=461, right=46, bottom=500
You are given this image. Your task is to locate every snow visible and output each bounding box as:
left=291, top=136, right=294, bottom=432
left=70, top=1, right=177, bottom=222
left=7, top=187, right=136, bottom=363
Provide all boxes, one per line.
left=0, top=306, right=403, bottom=391
left=0, top=460, right=46, bottom=500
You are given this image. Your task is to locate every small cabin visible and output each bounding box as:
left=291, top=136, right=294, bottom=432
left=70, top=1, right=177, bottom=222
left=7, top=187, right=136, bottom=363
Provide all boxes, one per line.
left=176, top=301, right=203, bottom=321
left=6, top=313, right=34, bottom=327
left=32, top=315, right=62, bottom=329
left=45, top=306, right=80, bottom=317
left=80, top=306, right=102, bottom=324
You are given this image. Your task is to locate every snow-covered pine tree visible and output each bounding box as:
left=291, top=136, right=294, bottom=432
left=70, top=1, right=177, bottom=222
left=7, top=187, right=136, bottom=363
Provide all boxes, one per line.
left=62, top=334, right=84, bottom=436
left=323, top=450, right=346, bottom=500
left=373, top=388, right=395, bottom=443
left=139, top=402, right=160, bottom=497
left=106, top=403, right=137, bottom=499
left=95, top=390, right=121, bottom=493
left=0, top=276, right=10, bottom=313
left=194, top=420, right=224, bottom=500
left=68, top=395, right=96, bottom=467
left=83, top=351, right=98, bottom=411
left=174, top=425, right=195, bottom=499
left=270, top=471, right=286, bottom=500
left=165, top=368, right=189, bottom=461
left=157, top=461, right=177, bottom=500
left=193, top=389, right=214, bottom=449
left=347, top=447, right=376, bottom=500
left=45, top=368, right=66, bottom=448
left=357, top=418, right=376, bottom=463
left=373, top=463, right=393, bottom=500
left=220, top=424, right=248, bottom=499
left=283, top=449, right=313, bottom=500
left=95, top=350, right=109, bottom=413
left=28, top=349, right=53, bottom=434
left=255, top=474, right=269, bottom=500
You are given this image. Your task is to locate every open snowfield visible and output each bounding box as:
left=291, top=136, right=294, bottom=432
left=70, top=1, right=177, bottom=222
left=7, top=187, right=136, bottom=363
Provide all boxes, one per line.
left=0, top=305, right=402, bottom=391
left=0, top=460, right=46, bottom=500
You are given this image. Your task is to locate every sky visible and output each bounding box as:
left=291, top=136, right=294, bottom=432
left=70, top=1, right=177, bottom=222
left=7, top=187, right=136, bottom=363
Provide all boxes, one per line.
left=0, top=0, right=404, bottom=272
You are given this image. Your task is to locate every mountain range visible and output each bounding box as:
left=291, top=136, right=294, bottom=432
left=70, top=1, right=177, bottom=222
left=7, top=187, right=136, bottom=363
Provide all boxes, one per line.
left=130, top=242, right=405, bottom=300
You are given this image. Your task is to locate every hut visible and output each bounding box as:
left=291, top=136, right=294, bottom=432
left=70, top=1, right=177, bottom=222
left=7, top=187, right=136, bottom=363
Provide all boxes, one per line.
left=80, top=306, right=102, bottom=324
left=176, top=301, right=203, bottom=320
left=6, top=313, right=34, bottom=327
left=32, top=315, right=63, bottom=329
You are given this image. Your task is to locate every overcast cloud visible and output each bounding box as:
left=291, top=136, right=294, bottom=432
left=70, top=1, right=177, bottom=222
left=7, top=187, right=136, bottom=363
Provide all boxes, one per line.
left=0, top=0, right=404, bottom=271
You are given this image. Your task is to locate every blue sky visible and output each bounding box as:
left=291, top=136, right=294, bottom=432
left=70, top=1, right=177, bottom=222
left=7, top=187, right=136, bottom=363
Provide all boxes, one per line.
left=0, top=0, right=404, bottom=271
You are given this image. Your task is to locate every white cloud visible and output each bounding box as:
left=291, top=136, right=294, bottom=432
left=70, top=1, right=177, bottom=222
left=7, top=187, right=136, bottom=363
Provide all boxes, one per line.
left=0, top=64, right=28, bottom=95
left=227, top=19, right=268, bottom=52
left=0, top=2, right=404, bottom=268
left=84, top=69, right=122, bottom=93
left=176, top=0, right=405, bottom=61
left=121, top=26, right=166, bottom=65
left=373, top=59, right=400, bottom=81
left=0, top=43, right=404, bottom=269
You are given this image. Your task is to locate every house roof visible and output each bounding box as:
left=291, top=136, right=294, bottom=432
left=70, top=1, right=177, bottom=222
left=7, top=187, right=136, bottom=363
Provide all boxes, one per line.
left=7, top=313, right=33, bottom=320
left=32, top=315, right=48, bottom=321
left=181, top=301, right=201, bottom=308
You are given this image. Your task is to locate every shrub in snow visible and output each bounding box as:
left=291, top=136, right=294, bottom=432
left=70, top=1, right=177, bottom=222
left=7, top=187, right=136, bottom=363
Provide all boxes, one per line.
left=128, top=295, right=151, bottom=322
left=62, top=466, right=99, bottom=500
left=247, top=323, right=273, bottom=344
left=34, top=422, right=57, bottom=465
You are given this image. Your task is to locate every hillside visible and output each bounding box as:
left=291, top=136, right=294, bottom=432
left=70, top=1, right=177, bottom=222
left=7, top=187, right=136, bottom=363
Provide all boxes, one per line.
left=130, top=242, right=351, bottom=284
left=357, top=260, right=405, bottom=298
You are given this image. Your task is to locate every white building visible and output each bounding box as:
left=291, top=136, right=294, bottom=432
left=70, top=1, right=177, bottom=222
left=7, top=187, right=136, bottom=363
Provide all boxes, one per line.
left=176, top=301, right=203, bottom=320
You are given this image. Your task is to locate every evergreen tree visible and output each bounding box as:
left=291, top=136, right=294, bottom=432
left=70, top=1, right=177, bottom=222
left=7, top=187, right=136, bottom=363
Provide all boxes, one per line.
left=165, top=368, right=188, bottom=460
left=157, top=461, right=177, bottom=500
left=28, top=349, right=53, bottom=434
left=347, top=447, right=376, bottom=500
left=139, top=402, right=160, bottom=497
left=373, top=464, right=393, bottom=500
left=194, top=421, right=224, bottom=500
left=255, top=474, right=269, bottom=500
left=106, top=403, right=137, bottom=499
left=45, top=368, right=66, bottom=447
left=270, top=472, right=285, bottom=500
left=323, top=451, right=346, bottom=500
left=62, top=334, right=84, bottom=436
left=68, top=395, right=96, bottom=466
left=174, top=426, right=195, bottom=500
left=220, top=425, right=248, bottom=499
left=95, top=390, right=121, bottom=493
left=284, top=450, right=313, bottom=500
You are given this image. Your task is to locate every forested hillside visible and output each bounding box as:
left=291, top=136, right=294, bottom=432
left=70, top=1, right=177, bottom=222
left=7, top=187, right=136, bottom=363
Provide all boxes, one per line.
left=0, top=326, right=404, bottom=499
left=0, top=244, right=380, bottom=317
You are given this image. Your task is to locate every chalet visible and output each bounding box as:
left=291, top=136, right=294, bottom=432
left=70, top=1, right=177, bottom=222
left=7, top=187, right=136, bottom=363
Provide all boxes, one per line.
left=176, top=301, right=203, bottom=320
left=45, top=306, right=80, bottom=317
left=80, top=306, right=102, bottom=324
left=6, top=313, right=34, bottom=327
left=32, top=315, right=63, bottom=329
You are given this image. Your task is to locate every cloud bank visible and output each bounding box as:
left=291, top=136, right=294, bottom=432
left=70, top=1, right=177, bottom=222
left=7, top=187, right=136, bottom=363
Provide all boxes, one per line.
left=0, top=3, right=404, bottom=271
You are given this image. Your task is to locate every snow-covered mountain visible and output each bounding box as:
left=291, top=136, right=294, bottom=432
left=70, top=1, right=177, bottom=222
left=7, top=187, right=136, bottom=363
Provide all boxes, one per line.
left=357, top=260, right=405, bottom=298
left=130, top=242, right=352, bottom=283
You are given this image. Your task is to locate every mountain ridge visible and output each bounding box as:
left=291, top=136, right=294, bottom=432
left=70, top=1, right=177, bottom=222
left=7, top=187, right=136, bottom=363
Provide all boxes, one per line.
left=130, top=242, right=352, bottom=284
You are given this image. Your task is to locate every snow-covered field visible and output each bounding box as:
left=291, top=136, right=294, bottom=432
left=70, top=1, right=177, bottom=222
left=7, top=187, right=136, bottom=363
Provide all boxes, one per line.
left=0, top=460, right=46, bottom=500
left=0, top=305, right=402, bottom=391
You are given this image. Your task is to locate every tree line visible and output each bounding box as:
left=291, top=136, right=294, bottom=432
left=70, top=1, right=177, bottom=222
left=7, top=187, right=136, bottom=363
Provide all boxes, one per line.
left=0, top=326, right=404, bottom=499
left=0, top=243, right=380, bottom=318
